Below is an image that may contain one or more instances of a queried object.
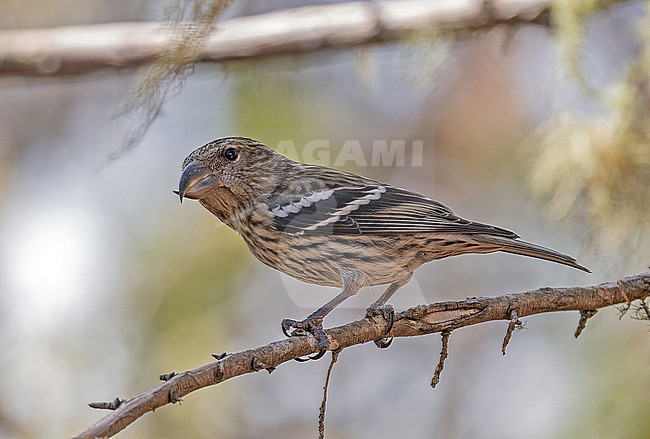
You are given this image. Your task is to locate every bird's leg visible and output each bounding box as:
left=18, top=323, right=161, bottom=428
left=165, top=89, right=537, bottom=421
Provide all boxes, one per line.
left=366, top=278, right=409, bottom=349
left=282, top=270, right=364, bottom=352
left=366, top=278, right=409, bottom=324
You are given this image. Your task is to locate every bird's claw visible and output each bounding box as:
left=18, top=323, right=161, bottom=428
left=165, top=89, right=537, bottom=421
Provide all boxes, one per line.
left=373, top=337, right=393, bottom=349
left=293, top=349, right=327, bottom=362
left=366, top=304, right=395, bottom=349
left=281, top=319, right=297, bottom=338
left=366, top=304, right=395, bottom=334
left=282, top=317, right=331, bottom=361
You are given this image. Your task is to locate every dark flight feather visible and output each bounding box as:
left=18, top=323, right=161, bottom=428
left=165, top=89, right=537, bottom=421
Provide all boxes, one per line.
left=269, top=184, right=519, bottom=238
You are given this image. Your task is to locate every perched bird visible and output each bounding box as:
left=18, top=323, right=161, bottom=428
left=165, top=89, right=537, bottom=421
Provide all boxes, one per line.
left=178, top=137, right=589, bottom=353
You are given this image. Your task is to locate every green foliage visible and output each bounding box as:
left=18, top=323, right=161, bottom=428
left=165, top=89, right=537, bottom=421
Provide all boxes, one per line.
left=529, top=4, right=650, bottom=260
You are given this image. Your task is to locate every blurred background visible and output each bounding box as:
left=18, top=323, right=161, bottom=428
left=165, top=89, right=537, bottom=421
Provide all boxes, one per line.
left=0, top=1, right=648, bottom=438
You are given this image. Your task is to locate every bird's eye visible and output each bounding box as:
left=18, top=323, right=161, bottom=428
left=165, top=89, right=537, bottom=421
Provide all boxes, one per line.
left=224, top=147, right=239, bottom=162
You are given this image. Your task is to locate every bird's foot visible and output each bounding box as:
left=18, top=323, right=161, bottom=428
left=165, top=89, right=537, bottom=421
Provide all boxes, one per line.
left=282, top=317, right=329, bottom=361
left=366, top=304, right=395, bottom=332
left=366, top=304, right=395, bottom=349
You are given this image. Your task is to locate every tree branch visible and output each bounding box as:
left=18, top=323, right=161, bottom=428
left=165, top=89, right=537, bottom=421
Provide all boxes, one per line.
left=74, top=270, right=650, bottom=438
left=0, top=0, right=556, bottom=77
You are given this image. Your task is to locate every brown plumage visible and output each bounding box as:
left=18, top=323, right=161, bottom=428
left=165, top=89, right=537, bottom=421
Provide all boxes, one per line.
left=178, top=137, right=589, bottom=350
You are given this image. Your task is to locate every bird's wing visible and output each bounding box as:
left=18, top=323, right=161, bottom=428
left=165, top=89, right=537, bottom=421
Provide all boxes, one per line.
left=268, top=184, right=519, bottom=238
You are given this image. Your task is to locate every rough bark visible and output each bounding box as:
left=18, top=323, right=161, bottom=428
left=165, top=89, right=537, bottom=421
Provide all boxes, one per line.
left=74, top=270, right=650, bottom=439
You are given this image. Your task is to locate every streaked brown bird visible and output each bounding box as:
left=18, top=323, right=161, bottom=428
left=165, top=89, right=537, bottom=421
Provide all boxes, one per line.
left=178, top=137, right=589, bottom=353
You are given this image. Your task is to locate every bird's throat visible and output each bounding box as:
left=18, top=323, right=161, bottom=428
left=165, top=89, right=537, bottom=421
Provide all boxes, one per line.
left=199, top=189, right=246, bottom=232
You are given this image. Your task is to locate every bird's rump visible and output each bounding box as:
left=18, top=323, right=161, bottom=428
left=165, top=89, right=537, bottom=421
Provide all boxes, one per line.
left=268, top=184, right=519, bottom=238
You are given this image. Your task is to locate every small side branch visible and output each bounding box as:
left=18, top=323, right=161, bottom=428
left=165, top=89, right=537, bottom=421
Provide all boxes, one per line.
left=431, top=331, right=451, bottom=388
left=88, top=398, right=125, bottom=411
left=574, top=310, right=598, bottom=338
left=502, top=309, right=523, bottom=355
left=318, top=351, right=341, bottom=439
left=74, top=270, right=650, bottom=439
left=159, top=372, right=176, bottom=381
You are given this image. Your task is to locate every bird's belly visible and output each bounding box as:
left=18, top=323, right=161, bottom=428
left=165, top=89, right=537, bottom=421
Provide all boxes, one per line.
left=243, top=232, right=422, bottom=287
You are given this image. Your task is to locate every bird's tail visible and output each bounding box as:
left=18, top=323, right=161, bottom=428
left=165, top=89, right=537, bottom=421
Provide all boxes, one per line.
left=477, top=235, right=591, bottom=273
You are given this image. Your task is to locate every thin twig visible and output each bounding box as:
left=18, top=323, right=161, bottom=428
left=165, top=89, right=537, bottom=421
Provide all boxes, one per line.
left=159, top=372, right=176, bottom=381
left=502, top=309, right=523, bottom=355
left=431, top=331, right=451, bottom=388
left=89, top=398, right=125, bottom=411
left=616, top=302, right=631, bottom=319
left=574, top=309, right=598, bottom=338
left=632, top=298, right=650, bottom=321
left=319, top=350, right=341, bottom=439
left=211, top=352, right=228, bottom=360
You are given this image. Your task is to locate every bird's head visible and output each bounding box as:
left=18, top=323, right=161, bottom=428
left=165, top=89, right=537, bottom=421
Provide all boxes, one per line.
left=178, top=137, right=291, bottom=205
